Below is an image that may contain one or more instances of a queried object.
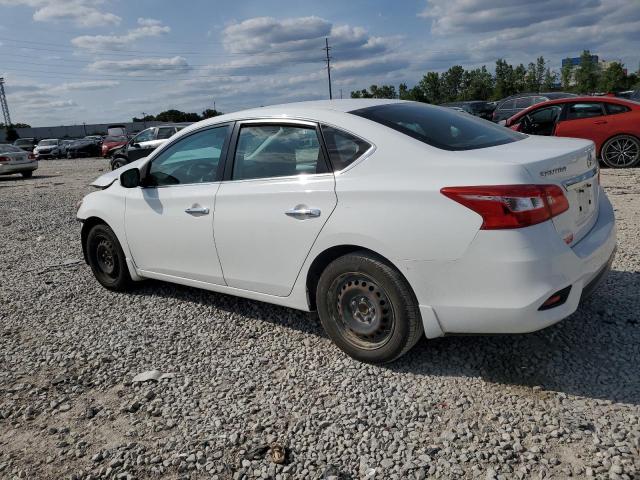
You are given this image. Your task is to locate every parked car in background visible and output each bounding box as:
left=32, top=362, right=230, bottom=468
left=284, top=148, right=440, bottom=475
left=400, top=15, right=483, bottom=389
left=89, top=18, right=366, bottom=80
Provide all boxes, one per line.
left=101, top=135, right=129, bottom=158
left=440, top=101, right=496, bottom=120
left=13, top=138, right=37, bottom=152
left=66, top=138, right=101, bottom=158
left=84, top=135, right=104, bottom=145
left=505, top=96, right=640, bottom=168
left=492, top=92, right=578, bottom=123
left=110, top=124, right=189, bottom=169
left=78, top=99, right=615, bottom=363
left=0, top=143, right=37, bottom=178
left=60, top=139, right=75, bottom=157
left=34, top=139, right=62, bottom=159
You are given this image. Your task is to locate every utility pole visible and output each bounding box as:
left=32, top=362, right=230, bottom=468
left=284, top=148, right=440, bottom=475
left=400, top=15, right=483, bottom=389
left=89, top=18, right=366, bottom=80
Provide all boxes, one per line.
left=0, top=77, right=12, bottom=127
left=340, top=88, right=343, bottom=99
left=323, top=37, right=333, bottom=100
left=141, top=112, right=147, bottom=129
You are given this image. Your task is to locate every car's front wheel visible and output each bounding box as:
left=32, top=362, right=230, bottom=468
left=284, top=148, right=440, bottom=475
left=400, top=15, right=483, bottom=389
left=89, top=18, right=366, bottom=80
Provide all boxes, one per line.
left=601, top=135, right=640, bottom=168
left=316, top=251, right=423, bottom=363
left=86, top=223, right=132, bottom=291
left=111, top=158, right=126, bottom=170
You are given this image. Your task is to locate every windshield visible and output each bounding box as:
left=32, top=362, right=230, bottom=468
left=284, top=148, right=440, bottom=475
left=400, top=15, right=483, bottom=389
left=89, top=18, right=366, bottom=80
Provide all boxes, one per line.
left=351, top=102, right=525, bottom=151
left=14, top=139, right=32, bottom=145
left=39, top=140, right=58, bottom=146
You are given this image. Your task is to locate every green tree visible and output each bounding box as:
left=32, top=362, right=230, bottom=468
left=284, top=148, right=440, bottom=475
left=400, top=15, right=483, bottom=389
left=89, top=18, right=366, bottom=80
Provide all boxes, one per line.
left=5, top=126, right=18, bottom=142
left=494, top=59, right=515, bottom=98
left=513, top=63, right=527, bottom=92
left=154, top=109, right=200, bottom=122
left=598, top=62, right=627, bottom=92
left=461, top=66, right=494, bottom=100
left=350, top=84, right=397, bottom=99
left=543, top=68, right=557, bottom=90
left=440, top=65, right=465, bottom=102
left=574, top=50, right=600, bottom=93
left=417, top=72, right=443, bottom=104
left=525, top=62, right=539, bottom=92
left=561, top=63, right=574, bottom=90
left=201, top=109, right=223, bottom=119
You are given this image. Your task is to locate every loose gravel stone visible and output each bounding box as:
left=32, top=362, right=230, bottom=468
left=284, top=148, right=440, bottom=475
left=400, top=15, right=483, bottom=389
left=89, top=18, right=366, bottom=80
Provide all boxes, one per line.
left=0, top=159, right=639, bottom=479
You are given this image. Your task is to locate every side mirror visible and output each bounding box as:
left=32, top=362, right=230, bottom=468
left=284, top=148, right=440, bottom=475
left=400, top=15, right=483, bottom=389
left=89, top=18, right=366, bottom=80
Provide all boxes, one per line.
left=120, top=168, right=140, bottom=188
left=132, top=142, right=141, bottom=149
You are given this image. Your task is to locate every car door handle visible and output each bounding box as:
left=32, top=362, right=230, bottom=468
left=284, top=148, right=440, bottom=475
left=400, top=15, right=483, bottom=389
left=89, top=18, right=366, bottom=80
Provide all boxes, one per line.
left=185, top=206, right=210, bottom=215
left=285, top=207, right=321, bottom=219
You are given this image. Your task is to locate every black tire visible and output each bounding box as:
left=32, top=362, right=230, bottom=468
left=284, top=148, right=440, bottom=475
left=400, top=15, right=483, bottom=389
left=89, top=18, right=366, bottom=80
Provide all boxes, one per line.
left=600, top=135, right=640, bottom=168
left=21, top=171, right=33, bottom=178
left=316, top=251, right=423, bottom=364
left=86, top=224, right=132, bottom=291
left=111, top=158, right=126, bottom=170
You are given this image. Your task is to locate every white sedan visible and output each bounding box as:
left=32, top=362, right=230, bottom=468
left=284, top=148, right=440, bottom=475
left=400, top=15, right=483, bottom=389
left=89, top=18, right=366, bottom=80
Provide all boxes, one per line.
left=0, top=143, right=38, bottom=178
left=77, top=100, right=616, bottom=363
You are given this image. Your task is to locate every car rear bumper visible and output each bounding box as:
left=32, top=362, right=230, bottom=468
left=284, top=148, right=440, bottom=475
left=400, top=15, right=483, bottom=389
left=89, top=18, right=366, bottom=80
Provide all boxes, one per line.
left=402, top=187, right=616, bottom=337
left=0, top=160, right=38, bottom=175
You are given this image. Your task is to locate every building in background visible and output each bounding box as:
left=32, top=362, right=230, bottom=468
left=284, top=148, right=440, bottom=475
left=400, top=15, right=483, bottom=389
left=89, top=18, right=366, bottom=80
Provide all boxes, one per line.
left=561, top=54, right=626, bottom=86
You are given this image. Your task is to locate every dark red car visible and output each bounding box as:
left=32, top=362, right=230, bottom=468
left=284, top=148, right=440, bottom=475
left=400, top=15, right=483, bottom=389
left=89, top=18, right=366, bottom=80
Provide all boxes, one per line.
left=101, top=135, right=128, bottom=158
left=505, top=96, right=640, bottom=168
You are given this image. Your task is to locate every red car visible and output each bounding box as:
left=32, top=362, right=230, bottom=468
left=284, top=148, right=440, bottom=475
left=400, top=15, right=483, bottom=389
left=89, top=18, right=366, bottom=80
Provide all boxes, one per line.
left=101, top=135, right=128, bottom=158
left=505, top=96, right=640, bottom=168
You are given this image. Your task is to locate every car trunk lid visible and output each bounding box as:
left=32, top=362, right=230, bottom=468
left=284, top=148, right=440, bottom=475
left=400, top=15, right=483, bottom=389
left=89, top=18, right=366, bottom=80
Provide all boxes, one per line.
left=470, top=135, right=599, bottom=246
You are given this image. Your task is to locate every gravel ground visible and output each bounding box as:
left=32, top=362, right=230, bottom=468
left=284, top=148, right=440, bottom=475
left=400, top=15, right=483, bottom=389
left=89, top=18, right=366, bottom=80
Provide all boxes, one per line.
left=1, top=158, right=639, bottom=480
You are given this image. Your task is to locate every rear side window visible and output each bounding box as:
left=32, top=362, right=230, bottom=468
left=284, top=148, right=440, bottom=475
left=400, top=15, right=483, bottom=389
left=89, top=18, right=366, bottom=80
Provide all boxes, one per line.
left=515, top=97, right=534, bottom=109
left=566, top=103, right=605, bottom=119
left=157, top=127, right=176, bottom=140
left=321, top=125, right=371, bottom=171
left=605, top=103, right=630, bottom=115
left=351, top=102, right=525, bottom=151
left=500, top=100, right=516, bottom=110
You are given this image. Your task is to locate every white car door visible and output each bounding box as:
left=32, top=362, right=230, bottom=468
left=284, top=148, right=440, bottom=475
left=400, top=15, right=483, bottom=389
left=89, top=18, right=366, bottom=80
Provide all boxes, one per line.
left=125, top=125, right=231, bottom=284
left=214, top=120, right=337, bottom=296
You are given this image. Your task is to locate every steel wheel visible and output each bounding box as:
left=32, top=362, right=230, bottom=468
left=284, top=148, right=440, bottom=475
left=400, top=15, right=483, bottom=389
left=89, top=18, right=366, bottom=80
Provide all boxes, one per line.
left=85, top=224, right=132, bottom=291
left=329, top=272, right=396, bottom=350
left=601, top=135, right=640, bottom=168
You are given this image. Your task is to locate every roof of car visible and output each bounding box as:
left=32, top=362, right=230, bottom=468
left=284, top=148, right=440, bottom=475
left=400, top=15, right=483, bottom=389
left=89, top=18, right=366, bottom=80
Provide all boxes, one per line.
left=506, top=95, right=639, bottom=123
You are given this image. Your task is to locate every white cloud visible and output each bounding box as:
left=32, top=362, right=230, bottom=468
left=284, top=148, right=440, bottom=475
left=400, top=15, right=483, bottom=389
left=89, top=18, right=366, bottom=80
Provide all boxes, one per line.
left=52, top=80, right=120, bottom=91
left=71, top=18, right=171, bottom=51
left=0, top=0, right=121, bottom=27
left=87, top=56, right=190, bottom=75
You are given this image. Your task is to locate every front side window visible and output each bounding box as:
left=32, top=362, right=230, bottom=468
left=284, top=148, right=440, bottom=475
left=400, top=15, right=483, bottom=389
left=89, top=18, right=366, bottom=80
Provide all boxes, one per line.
left=566, top=103, right=605, bottom=120
left=529, top=105, right=563, bottom=124
left=351, top=102, right=525, bottom=151
left=133, top=128, right=154, bottom=143
left=156, top=127, right=175, bottom=140
left=321, top=125, right=371, bottom=170
left=232, top=125, right=325, bottom=180
left=147, top=126, right=229, bottom=187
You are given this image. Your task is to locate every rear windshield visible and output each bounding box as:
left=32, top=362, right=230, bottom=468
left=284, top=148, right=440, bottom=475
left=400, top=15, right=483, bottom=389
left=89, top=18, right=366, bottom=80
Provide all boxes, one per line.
left=14, top=139, right=33, bottom=145
left=351, top=102, right=525, bottom=151
left=0, top=144, right=21, bottom=153
left=105, top=136, right=127, bottom=142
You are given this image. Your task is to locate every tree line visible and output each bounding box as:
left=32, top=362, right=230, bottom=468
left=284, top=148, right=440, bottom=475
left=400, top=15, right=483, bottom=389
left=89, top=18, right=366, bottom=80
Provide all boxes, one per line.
left=132, top=108, right=223, bottom=123
left=351, top=50, right=640, bottom=104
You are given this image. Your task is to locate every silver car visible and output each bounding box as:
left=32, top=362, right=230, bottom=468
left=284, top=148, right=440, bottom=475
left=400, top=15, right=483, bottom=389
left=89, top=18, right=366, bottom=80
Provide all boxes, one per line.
left=0, top=143, right=38, bottom=178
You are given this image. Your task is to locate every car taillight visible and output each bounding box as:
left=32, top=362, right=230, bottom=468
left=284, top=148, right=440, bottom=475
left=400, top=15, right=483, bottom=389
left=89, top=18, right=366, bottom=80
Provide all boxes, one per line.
left=28, top=153, right=35, bottom=160
left=0, top=155, right=9, bottom=163
left=440, top=184, right=569, bottom=229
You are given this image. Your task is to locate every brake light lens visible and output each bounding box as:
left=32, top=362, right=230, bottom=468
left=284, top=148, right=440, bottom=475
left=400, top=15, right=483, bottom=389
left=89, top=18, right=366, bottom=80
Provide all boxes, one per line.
left=0, top=155, right=9, bottom=164
left=28, top=153, right=35, bottom=160
left=441, top=184, right=569, bottom=229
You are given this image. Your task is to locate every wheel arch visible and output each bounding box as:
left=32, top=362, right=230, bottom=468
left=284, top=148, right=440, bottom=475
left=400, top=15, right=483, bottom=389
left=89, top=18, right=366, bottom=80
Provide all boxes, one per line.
left=305, top=244, right=417, bottom=311
left=80, top=216, right=109, bottom=264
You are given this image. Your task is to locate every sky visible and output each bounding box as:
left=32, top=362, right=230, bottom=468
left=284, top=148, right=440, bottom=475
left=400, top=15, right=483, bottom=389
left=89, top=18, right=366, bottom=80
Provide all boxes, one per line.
left=0, top=0, right=639, bottom=127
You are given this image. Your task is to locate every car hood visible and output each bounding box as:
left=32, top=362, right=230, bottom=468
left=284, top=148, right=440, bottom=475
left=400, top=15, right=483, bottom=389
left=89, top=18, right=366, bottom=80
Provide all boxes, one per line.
left=91, top=157, right=147, bottom=188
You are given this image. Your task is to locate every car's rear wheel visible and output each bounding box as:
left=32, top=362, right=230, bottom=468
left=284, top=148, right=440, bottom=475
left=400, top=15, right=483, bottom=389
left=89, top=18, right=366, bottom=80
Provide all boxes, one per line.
left=86, top=224, right=132, bottom=291
left=601, top=135, right=640, bottom=168
left=111, top=158, right=126, bottom=170
left=316, top=251, right=423, bottom=364
left=21, top=171, right=33, bottom=178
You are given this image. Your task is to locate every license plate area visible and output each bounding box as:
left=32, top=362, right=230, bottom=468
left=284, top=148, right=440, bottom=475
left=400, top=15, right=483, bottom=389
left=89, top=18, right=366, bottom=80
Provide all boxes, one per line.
left=571, top=180, right=596, bottom=225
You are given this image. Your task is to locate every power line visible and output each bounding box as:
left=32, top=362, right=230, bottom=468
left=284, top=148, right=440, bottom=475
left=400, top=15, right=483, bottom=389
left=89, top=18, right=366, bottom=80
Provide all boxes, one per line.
left=324, top=37, right=332, bottom=100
